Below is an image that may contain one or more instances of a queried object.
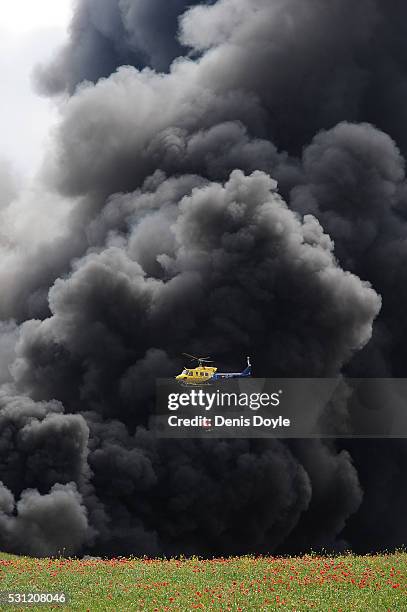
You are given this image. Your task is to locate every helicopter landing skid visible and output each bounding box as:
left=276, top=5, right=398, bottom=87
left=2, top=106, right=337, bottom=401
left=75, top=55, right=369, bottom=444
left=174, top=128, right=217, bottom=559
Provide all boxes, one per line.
left=179, top=381, right=214, bottom=388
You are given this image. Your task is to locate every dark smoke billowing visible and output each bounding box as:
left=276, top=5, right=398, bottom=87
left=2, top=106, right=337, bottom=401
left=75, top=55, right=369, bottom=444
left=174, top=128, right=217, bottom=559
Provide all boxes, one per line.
left=0, top=0, right=406, bottom=556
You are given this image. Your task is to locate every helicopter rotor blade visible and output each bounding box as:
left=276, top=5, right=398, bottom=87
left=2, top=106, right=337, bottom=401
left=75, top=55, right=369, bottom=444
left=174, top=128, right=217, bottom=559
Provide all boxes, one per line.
left=182, top=353, right=212, bottom=362
left=182, top=352, right=199, bottom=360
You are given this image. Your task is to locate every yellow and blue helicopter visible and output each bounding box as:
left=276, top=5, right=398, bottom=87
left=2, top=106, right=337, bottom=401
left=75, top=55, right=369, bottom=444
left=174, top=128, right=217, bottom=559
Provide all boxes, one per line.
left=176, top=354, right=251, bottom=385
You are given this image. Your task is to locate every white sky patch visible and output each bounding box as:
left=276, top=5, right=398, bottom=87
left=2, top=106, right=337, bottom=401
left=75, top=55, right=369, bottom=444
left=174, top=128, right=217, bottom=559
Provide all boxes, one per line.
left=0, top=0, right=73, bottom=179
left=0, top=0, right=73, bottom=34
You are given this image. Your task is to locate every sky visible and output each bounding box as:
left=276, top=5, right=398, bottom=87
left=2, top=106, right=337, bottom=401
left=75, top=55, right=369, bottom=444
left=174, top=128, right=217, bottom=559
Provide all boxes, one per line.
left=0, top=0, right=73, bottom=180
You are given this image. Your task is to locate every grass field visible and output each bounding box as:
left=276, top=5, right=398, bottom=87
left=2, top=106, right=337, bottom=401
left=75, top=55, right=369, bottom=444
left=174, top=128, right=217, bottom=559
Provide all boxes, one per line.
left=0, top=552, right=405, bottom=610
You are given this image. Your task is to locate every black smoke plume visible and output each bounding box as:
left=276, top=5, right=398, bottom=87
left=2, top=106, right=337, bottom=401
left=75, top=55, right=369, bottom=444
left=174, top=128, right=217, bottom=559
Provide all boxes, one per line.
left=35, top=0, right=206, bottom=94
left=0, top=0, right=405, bottom=556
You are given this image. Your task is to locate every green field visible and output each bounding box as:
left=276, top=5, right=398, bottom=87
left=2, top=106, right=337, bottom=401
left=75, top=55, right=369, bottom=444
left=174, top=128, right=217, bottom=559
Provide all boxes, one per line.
left=0, top=552, right=405, bottom=611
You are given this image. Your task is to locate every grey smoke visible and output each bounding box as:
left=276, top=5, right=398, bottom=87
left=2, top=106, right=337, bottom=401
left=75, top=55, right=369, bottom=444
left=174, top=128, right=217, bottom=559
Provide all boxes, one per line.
left=0, top=482, right=93, bottom=557
left=37, top=0, right=407, bottom=157
left=35, top=0, right=206, bottom=95
left=0, top=0, right=404, bottom=556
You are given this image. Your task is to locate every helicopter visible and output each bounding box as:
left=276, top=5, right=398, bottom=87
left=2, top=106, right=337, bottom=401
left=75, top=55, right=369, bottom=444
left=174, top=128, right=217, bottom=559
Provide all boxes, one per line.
left=175, top=354, right=251, bottom=385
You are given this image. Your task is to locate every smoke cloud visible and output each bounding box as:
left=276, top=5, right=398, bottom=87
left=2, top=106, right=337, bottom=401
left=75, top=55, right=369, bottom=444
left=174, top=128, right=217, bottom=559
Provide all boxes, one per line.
left=0, top=0, right=405, bottom=555
left=35, top=0, right=206, bottom=95
left=37, top=0, right=407, bottom=157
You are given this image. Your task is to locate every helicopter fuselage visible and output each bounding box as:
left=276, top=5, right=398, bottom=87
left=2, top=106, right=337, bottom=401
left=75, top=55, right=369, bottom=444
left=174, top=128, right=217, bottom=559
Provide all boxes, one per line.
left=176, top=365, right=217, bottom=384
